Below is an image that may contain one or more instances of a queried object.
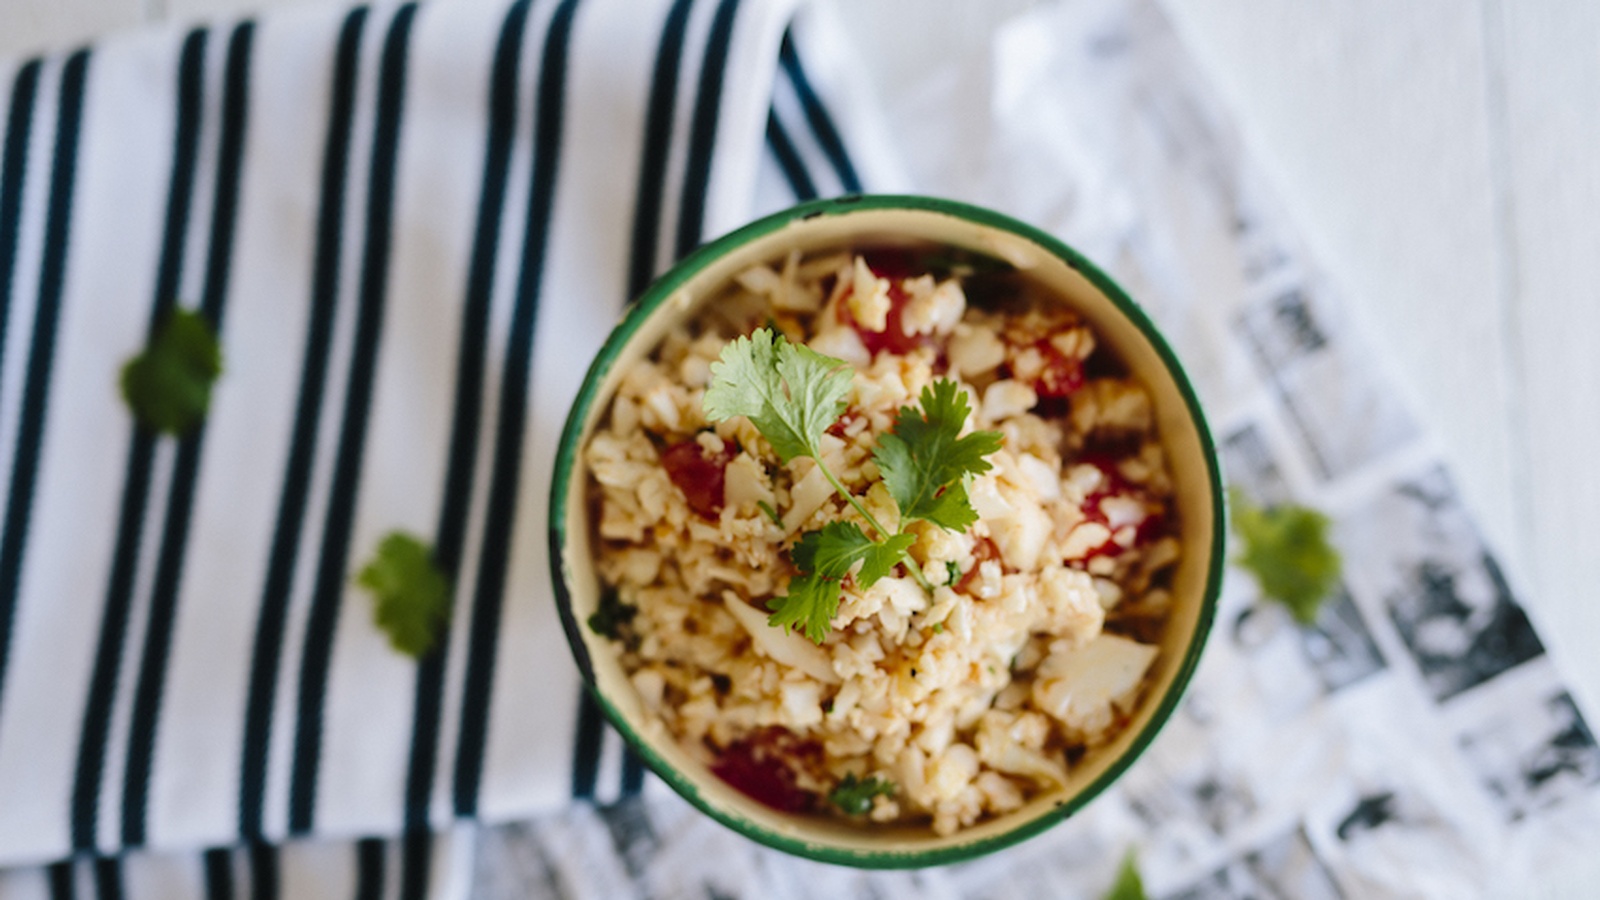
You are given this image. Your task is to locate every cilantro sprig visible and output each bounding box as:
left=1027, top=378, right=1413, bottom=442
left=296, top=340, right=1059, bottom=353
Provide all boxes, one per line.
left=703, top=328, right=1000, bottom=643
left=828, top=773, right=896, bottom=816
left=1230, top=489, right=1342, bottom=624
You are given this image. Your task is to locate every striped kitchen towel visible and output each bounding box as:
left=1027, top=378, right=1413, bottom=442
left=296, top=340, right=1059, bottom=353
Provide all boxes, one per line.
left=0, top=0, right=897, bottom=892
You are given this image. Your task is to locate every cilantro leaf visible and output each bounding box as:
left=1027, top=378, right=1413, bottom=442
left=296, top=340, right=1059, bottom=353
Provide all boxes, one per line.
left=355, top=532, right=452, bottom=658
left=873, top=380, right=1002, bottom=530
left=587, top=589, right=637, bottom=640
left=767, top=570, right=842, bottom=644
left=792, top=521, right=915, bottom=589
left=1230, top=489, right=1342, bottom=624
left=1101, top=850, right=1146, bottom=900
left=828, top=773, right=896, bottom=816
left=120, top=307, right=223, bottom=435
left=703, top=328, right=852, bottom=464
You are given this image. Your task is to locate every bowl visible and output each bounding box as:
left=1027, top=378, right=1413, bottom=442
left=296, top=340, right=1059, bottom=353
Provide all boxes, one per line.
left=550, top=195, right=1223, bottom=867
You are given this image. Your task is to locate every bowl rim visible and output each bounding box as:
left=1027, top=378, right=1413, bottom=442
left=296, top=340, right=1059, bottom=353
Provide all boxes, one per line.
left=549, top=193, right=1225, bottom=868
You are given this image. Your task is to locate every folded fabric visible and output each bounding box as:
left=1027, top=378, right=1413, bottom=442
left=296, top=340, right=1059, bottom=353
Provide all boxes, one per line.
left=0, top=0, right=857, bottom=881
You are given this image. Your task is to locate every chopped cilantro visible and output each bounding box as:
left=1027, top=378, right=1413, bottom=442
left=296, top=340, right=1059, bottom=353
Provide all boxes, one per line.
left=1230, top=489, right=1342, bottom=624
left=828, top=773, right=896, bottom=816
left=120, top=307, right=223, bottom=436
left=945, top=559, right=961, bottom=586
left=931, top=622, right=944, bottom=634
left=355, top=532, right=452, bottom=658
left=756, top=499, right=783, bottom=526
left=587, top=589, right=638, bottom=640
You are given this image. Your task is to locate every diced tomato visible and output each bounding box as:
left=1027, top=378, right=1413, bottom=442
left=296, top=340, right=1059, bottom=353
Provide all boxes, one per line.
left=660, top=439, right=734, bottom=520
left=711, top=730, right=817, bottom=814
left=956, top=536, right=1001, bottom=594
left=1031, top=338, right=1085, bottom=399
left=1073, top=456, right=1160, bottom=562
left=835, top=257, right=932, bottom=357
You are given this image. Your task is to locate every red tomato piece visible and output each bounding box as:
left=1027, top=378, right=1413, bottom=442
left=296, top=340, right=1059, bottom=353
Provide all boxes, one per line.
left=711, top=730, right=817, bottom=814
left=660, top=439, right=734, bottom=520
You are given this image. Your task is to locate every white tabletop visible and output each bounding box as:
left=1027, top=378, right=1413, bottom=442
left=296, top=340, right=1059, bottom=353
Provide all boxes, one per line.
left=2, top=0, right=1596, bottom=895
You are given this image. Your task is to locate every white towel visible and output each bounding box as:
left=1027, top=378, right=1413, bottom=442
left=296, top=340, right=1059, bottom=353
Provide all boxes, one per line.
left=0, top=0, right=870, bottom=892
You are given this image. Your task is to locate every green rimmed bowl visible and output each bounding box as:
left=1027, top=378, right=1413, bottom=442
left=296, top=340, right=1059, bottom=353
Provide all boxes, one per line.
left=550, top=195, right=1223, bottom=867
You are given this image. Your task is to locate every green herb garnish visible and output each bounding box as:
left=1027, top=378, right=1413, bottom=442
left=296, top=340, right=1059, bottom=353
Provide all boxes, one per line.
left=828, top=773, right=896, bottom=815
left=704, top=329, right=1001, bottom=644
left=756, top=499, right=783, bottom=526
left=587, top=589, right=638, bottom=640
left=945, top=560, right=961, bottom=586
left=1230, top=489, right=1342, bottom=624
left=1101, top=849, right=1146, bottom=900
left=120, top=307, right=223, bottom=435
left=355, top=532, right=452, bottom=658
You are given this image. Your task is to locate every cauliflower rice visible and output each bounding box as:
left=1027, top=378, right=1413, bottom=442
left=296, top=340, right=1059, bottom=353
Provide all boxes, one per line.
left=583, top=245, right=1180, bottom=835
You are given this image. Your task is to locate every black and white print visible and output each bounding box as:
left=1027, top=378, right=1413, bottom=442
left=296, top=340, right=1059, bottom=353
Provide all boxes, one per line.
left=1340, top=466, right=1543, bottom=703
left=1234, top=287, right=1418, bottom=480
left=1218, top=423, right=1292, bottom=505
left=1459, top=691, right=1600, bottom=822
left=1164, top=827, right=1343, bottom=900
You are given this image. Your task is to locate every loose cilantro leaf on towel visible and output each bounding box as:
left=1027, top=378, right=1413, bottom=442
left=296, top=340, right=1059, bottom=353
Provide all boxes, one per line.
left=828, top=773, right=896, bottom=816
left=1230, top=489, right=1342, bottom=624
left=702, top=327, right=852, bottom=464
left=874, top=380, right=1002, bottom=531
left=355, top=532, right=452, bottom=658
left=120, top=307, right=223, bottom=435
left=1101, top=849, right=1147, bottom=900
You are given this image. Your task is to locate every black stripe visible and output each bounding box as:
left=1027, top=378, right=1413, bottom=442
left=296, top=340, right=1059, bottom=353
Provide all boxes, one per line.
left=92, top=858, right=122, bottom=900
left=250, top=842, right=279, bottom=900
left=355, top=838, right=385, bottom=900
left=764, top=110, right=816, bottom=201
left=0, top=57, right=42, bottom=717
left=47, top=860, right=75, bottom=900
left=399, top=828, right=431, bottom=900
left=451, top=0, right=581, bottom=816
left=69, top=31, right=203, bottom=852
left=620, top=745, right=646, bottom=796
left=0, top=59, right=42, bottom=386
left=203, top=848, right=234, bottom=900
left=396, top=3, right=532, bottom=893
left=238, top=5, right=368, bottom=841
left=624, top=0, right=694, bottom=300
left=570, top=690, right=602, bottom=798
left=673, top=0, right=740, bottom=258
left=121, top=21, right=254, bottom=848
left=777, top=31, right=860, bottom=193
left=289, top=2, right=418, bottom=834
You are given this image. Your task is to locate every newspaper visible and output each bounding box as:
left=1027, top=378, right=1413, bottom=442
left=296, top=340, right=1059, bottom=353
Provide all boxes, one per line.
left=472, top=1, right=1600, bottom=896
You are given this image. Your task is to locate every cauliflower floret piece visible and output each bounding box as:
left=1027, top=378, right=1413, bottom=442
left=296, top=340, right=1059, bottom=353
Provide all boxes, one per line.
left=847, top=256, right=891, bottom=332
left=901, top=275, right=966, bottom=337
left=1070, top=378, right=1153, bottom=436
left=1032, top=634, right=1158, bottom=742
left=982, top=379, right=1038, bottom=423
left=948, top=323, right=1007, bottom=378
